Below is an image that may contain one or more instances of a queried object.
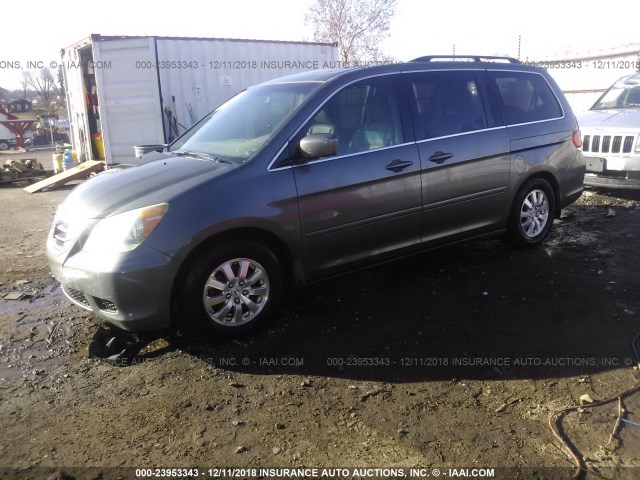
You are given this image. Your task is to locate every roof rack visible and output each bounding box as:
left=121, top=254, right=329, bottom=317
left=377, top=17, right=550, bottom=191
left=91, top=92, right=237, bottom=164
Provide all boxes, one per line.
left=411, top=55, right=521, bottom=64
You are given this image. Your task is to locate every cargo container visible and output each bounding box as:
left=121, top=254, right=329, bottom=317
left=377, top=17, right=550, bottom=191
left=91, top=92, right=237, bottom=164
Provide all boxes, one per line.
left=61, top=34, right=339, bottom=164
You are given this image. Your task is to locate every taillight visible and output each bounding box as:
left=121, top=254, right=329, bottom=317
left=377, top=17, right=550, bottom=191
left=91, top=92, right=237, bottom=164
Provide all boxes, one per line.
left=572, top=130, right=582, bottom=148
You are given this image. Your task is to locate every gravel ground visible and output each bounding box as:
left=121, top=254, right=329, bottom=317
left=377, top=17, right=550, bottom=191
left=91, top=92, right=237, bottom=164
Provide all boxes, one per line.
left=1, top=150, right=639, bottom=479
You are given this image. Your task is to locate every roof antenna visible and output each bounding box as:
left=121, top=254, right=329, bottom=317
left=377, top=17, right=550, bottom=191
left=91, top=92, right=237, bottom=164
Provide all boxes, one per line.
left=453, top=44, right=456, bottom=57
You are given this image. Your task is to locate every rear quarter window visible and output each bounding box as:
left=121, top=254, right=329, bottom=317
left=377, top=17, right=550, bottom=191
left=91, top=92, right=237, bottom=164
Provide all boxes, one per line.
left=489, top=71, right=563, bottom=125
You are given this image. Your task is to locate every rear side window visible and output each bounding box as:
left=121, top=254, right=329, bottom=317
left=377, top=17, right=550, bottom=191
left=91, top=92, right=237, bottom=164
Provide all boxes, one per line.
left=406, top=71, right=488, bottom=140
left=489, top=71, right=563, bottom=125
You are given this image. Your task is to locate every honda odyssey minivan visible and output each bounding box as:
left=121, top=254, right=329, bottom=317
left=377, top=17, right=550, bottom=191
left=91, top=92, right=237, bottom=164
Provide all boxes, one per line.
left=47, top=56, right=585, bottom=335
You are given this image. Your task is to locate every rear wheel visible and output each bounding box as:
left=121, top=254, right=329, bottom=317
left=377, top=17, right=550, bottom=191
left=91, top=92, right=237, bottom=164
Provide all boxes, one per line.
left=0, top=141, right=10, bottom=151
left=507, top=178, right=556, bottom=247
left=181, top=241, right=283, bottom=336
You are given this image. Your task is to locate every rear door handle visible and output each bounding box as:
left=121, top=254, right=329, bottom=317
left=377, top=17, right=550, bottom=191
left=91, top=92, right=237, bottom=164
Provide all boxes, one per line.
left=385, top=159, right=414, bottom=172
left=429, top=151, right=454, bottom=163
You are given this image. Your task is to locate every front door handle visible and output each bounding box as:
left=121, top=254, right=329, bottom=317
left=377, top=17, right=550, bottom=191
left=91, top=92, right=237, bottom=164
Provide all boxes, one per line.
left=385, top=159, right=414, bottom=172
left=429, top=151, right=454, bottom=163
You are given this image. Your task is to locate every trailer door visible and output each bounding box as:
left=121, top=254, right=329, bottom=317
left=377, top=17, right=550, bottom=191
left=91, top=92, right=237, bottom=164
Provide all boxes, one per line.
left=93, top=37, right=164, bottom=165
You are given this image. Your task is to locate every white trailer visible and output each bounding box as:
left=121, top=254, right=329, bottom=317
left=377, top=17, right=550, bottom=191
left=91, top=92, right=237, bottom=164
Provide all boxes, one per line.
left=0, top=111, right=17, bottom=151
left=61, top=34, right=339, bottom=165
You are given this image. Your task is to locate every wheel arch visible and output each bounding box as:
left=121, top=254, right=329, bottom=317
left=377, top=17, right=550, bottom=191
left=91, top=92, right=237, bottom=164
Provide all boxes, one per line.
left=517, top=171, right=561, bottom=218
left=170, top=227, right=300, bottom=315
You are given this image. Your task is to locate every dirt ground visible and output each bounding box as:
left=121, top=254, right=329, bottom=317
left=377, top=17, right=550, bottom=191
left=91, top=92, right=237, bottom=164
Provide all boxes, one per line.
left=1, top=149, right=640, bottom=480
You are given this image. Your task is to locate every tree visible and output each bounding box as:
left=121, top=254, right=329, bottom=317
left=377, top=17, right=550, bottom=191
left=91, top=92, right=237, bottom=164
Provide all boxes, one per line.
left=306, top=0, right=397, bottom=65
left=23, top=68, right=60, bottom=112
left=57, top=66, right=66, bottom=98
left=20, top=71, right=30, bottom=100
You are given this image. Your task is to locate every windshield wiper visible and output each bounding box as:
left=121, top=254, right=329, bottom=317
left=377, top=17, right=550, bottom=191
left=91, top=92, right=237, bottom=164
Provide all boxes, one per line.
left=173, top=150, right=232, bottom=163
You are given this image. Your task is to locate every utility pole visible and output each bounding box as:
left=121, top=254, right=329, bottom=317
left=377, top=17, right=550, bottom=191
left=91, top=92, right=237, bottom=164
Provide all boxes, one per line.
left=518, top=35, right=521, bottom=60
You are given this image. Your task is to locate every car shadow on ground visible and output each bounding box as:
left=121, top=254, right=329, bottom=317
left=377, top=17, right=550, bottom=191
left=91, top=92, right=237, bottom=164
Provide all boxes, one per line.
left=91, top=200, right=640, bottom=383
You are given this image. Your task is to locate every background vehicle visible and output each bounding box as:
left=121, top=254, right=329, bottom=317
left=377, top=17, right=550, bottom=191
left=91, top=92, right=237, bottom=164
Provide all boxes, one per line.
left=579, top=73, right=640, bottom=189
left=31, top=114, right=70, bottom=146
left=47, top=57, right=585, bottom=337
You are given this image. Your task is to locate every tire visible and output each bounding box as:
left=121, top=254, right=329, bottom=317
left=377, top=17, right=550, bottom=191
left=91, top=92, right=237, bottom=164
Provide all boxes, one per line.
left=507, top=178, right=556, bottom=247
left=0, top=141, right=10, bottom=151
left=181, top=241, right=283, bottom=336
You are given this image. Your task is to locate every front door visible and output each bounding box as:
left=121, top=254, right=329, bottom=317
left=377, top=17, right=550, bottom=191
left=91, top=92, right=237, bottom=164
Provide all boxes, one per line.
left=292, top=75, right=422, bottom=280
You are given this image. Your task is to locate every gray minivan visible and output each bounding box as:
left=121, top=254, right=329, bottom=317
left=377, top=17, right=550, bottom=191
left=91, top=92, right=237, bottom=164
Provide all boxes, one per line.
left=47, top=56, right=585, bottom=335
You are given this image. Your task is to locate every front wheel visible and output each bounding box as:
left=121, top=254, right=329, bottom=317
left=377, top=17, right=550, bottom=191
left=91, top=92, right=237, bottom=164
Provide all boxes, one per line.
left=0, top=141, right=10, bottom=151
left=507, top=178, right=556, bottom=247
left=181, top=241, right=283, bottom=336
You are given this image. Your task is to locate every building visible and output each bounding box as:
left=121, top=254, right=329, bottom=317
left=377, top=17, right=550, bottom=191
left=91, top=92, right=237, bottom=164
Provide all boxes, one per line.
left=3, top=99, right=32, bottom=113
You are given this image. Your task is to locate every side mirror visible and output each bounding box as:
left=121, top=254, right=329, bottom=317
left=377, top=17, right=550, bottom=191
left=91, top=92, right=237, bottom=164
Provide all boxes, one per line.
left=299, top=133, right=338, bottom=160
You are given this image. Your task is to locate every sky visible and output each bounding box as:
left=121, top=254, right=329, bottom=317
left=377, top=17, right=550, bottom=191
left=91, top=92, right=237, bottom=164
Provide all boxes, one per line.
left=0, top=0, right=638, bottom=91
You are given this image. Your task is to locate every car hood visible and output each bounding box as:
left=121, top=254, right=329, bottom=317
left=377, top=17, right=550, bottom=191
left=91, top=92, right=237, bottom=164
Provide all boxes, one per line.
left=61, top=153, right=234, bottom=219
left=578, top=108, right=640, bottom=130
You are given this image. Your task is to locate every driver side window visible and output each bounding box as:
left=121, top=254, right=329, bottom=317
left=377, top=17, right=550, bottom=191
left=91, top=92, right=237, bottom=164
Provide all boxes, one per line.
left=297, top=76, right=403, bottom=160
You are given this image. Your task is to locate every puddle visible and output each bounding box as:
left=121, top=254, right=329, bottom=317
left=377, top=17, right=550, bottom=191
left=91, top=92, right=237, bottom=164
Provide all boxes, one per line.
left=544, top=228, right=600, bottom=256
left=70, top=346, right=89, bottom=358
left=1, top=283, right=174, bottom=376
left=1, top=283, right=91, bottom=380
left=0, top=284, right=64, bottom=319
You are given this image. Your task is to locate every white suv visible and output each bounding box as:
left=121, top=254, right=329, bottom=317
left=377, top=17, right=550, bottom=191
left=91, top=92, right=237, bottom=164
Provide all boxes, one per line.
left=580, top=73, right=640, bottom=189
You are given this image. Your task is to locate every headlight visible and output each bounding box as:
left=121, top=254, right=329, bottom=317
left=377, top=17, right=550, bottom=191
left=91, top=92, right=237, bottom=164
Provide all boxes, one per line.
left=635, top=135, right=640, bottom=153
left=82, top=203, right=168, bottom=253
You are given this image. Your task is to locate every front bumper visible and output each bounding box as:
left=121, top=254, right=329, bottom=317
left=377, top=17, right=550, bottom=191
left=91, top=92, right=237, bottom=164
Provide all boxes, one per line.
left=583, top=153, right=640, bottom=189
left=584, top=172, right=640, bottom=189
left=47, top=242, right=181, bottom=332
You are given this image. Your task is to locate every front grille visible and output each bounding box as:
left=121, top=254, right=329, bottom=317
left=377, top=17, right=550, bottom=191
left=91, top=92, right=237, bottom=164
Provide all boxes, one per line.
left=612, top=136, right=622, bottom=153
left=583, top=134, right=636, bottom=155
left=95, top=298, right=118, bottom=313
left=63, top=286, right=91, bottom=309
left=623, top=136, right=634, bottom=153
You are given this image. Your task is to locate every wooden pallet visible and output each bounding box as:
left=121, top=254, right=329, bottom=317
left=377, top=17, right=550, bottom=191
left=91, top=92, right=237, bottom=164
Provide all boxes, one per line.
left=23, top=161, right=104, bottom=193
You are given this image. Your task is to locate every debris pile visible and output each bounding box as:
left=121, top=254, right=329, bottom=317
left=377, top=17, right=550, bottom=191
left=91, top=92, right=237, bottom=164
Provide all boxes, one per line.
left=1, top=158, right=46, bottom=184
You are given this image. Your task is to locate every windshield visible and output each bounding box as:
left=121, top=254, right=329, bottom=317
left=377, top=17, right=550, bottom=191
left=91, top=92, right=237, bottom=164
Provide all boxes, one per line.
left=169, top=82, right=322, bottom=163
left=592, top=82, right=640, bottom=110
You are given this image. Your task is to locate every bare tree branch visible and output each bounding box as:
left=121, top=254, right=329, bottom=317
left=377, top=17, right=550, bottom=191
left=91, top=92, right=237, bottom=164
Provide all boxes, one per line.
left=23, top=68, right=60, bottom=112
left=306, top=0, right=397, bottom=65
